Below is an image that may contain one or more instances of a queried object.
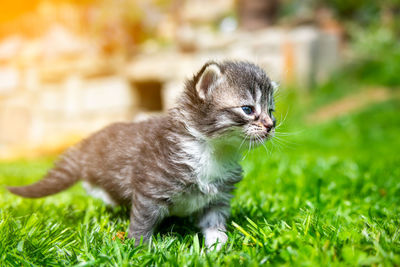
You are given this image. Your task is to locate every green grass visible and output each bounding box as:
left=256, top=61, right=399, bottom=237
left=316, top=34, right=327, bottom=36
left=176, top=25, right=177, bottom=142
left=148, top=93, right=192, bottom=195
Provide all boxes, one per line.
left=1, top=95, right=400, bottom=266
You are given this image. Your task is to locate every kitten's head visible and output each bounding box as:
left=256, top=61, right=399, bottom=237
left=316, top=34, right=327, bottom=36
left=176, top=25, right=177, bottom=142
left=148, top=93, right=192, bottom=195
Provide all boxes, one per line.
left=181, top=60, right=277, bottom=145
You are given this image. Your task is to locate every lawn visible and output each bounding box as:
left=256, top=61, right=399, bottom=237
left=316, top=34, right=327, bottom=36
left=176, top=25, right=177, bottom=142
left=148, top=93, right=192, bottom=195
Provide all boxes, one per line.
left=0, top=92, right=399, bottom=266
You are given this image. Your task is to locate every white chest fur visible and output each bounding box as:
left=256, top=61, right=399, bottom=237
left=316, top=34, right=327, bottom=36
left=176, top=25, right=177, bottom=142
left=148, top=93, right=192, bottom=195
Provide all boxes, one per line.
left=182, top=134, right=240, bottom=179
left=170, top=135, right=240, bottom=216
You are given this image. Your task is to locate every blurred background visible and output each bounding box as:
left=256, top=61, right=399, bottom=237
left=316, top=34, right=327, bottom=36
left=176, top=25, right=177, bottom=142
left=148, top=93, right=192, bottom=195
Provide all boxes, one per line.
left=0, top=0, right=399, bottom=159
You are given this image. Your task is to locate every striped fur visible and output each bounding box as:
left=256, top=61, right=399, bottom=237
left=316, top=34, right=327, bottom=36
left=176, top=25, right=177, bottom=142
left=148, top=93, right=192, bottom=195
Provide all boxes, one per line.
left=7, top=60, right=276, bottom=248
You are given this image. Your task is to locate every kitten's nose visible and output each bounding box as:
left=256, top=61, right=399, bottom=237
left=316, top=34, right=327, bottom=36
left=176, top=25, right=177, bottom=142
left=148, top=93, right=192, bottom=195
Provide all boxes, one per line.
left=261, top=116, right=274, bottom=132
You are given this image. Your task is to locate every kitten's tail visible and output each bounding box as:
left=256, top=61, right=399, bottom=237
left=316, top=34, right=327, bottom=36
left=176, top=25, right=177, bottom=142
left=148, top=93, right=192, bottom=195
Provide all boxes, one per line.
left=7, top=149, right=82, bottom=198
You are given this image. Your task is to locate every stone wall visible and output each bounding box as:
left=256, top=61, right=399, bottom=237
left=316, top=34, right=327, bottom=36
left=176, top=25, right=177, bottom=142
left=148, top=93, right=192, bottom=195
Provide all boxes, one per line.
left=0, top=73, right=136, bottom=158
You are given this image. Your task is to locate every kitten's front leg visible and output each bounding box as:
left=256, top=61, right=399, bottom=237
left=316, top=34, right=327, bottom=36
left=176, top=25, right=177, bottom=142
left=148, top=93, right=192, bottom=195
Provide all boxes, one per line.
left=128, top=194, right=167, bottom=246
left=198, top=202, right=230, bottom=250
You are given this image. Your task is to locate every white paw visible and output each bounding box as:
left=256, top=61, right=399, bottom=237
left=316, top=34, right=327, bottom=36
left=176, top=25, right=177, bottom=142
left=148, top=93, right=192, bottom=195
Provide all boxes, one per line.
left=204, top=228, right=228, bottom=250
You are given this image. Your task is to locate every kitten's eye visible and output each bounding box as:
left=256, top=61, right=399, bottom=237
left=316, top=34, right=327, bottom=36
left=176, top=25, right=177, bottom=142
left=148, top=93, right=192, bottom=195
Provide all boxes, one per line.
left=241, top=106, right=254, bottom=115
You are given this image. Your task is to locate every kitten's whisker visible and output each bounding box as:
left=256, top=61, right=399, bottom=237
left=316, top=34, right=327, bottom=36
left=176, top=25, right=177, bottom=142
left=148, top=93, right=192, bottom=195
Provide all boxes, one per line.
left=276, top=108, right=289, bottom=129
left=273, top=128, right=300, bottom=150
left=274, top=131, right=299, bottom=136
left=274, top=132, right=301, bottom=139
left=274, top=138, right=285, bottom=152
left=273, top=135, right=297, bottom=146
left=270, top=137, right=282, bottom=153
left=271, top=136, right=297, bottom=151
left=249, top=138, right=253, bottom=153
left=266, top=141, right=273, bottom=157
left=272, top=138, right=286, bottom=149
left=238, top=133, right=249, bottom=152
left=242, top=136, right=252, bottom=160
left=271, top=136, right=289, bottom=147
left=257, top=135, right=271, bottom=157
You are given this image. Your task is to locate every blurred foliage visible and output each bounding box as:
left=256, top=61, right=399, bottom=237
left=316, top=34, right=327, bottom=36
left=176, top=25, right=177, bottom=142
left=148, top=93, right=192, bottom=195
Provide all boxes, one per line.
left=347, top=25, right=400, bottom=87
left=279, top=0, right=400, bottom=93
left=322, top=0, right=400, bottom=27
left=313, top=27, right=400, bottom=109
left=280, top=0, right=400, bottom=28
left=321, top=0, right=381, bottom=25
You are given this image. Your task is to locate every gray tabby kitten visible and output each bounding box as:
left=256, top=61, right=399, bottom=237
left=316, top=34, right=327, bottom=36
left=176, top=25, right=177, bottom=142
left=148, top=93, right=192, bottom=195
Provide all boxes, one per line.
left=8, top=60, right=276, bottom=249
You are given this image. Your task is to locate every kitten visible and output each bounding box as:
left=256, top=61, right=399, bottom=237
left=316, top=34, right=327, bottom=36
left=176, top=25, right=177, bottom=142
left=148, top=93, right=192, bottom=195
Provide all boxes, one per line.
left=7, top=60, right=277, bottom=249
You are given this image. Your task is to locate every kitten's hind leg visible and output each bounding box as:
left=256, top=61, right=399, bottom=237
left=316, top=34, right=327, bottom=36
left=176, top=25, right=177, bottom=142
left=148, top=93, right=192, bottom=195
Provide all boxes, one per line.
left=82, top=181, right=117, bottom=206
left=128, top=194, right=168, bottom=246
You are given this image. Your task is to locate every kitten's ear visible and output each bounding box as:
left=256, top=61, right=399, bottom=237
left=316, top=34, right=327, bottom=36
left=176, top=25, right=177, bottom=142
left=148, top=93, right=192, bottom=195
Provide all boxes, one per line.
left=195, top=63, right=222, bottom=100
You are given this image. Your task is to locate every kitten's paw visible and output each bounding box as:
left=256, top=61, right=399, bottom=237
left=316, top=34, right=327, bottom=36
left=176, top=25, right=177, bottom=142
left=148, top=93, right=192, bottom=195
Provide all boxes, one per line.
left=204, top=228, right=228, bottom=250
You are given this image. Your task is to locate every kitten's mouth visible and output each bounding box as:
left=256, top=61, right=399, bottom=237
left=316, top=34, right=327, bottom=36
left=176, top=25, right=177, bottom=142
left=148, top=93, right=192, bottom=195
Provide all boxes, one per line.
left=249, top=129, right=275, bottom=143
